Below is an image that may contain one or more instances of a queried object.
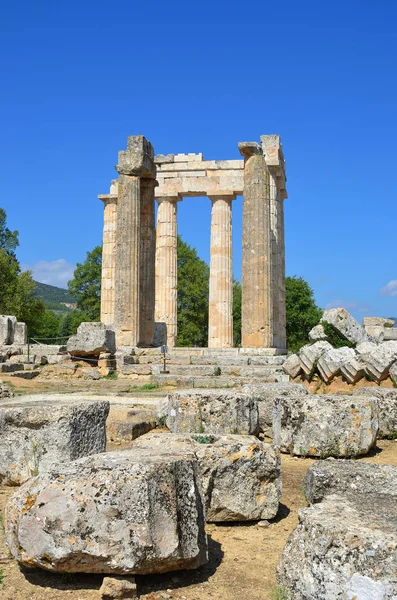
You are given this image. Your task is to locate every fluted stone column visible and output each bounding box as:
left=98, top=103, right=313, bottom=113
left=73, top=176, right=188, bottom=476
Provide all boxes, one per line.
left=208, top=195, right=233, bottom=348
left=140, top=178, right=157, bottom=345
left=114, top=136, right=156, bottom=347
left=98, top=182, right=117, bottom=326
left=239, top=141, right=273, bottom=348
left=155, top=196, right=180, bottom=347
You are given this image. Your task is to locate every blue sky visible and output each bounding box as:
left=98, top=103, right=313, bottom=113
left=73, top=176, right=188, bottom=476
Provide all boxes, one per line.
left=1, top=0, right=396, bottom=321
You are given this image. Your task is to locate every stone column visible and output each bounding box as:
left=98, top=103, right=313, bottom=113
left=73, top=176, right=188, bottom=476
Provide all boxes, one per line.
left=269, top=171, right=280, bottom=347
left=98, top=182, right=117, bottom=326
left=114, top=136, right=156, bottom=347
left=208, top=195, right=233, bottom=348
left=139, top=178, right=157, bottom=345
left=239, top=142, right=273, bottom=348
left=155, top=196, right=180, bottom=347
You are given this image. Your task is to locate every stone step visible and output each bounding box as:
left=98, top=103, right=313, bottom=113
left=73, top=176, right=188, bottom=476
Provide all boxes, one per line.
left=8, top=370, right=41, bottom=380
left=152, top=364, right=284, bottom=377
left=152, top=373, right=289, bottom=388
left=0, top=363, right=25, bottom=373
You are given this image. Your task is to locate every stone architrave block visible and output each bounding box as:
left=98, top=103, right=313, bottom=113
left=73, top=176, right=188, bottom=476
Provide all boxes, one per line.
left=340, top=354, right=366, bottom=384
left=304, top=460, right=397, bottom=504
left=67, top=322, right=116, bottom=358
left=0, top=395, right=109, bottom=485
left=282, top=354, right=302, bottom=378
left=321, top=308, right=370, bottom=344
left=242, top=382, right=308, bottom=437
left=5, top=448, right=208, bottom=574
left=359, top=341, right=397, bottom=382
left=0, top=316, right=16, bottom=345
left=317, top=346, right=356, bottom=383
left=363, top=317, right=395, bottom=328
left=308, top=324, right=328, bottom=342
left=353, top=387, right=397, bottom=438
left=133, top=432, right=281, bottom=522
left=14, top=322, right=28, bottom=345
left=273, top=393, right=378, bottom=457
left=277, top=494, right=397, bottom=600
left=159, top=389, right=259, bottom=435
left=298, top=341, right=333, bottom=377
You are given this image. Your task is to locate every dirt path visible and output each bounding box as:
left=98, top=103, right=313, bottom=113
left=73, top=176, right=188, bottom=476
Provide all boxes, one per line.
left=2, top=440, right=397, bottom=600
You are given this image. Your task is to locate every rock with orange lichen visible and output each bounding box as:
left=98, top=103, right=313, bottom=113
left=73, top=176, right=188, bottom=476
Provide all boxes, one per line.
left=133, top=432, right=281, bottom=522
left=354, top=387, right=397, bottom=438
left=273, top=393, right=379, bottom=457
left=5, top=447, right=207, bottom=574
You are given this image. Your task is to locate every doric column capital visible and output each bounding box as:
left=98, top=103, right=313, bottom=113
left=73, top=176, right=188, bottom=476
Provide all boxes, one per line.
left=238, top=141, right=263, bottom=158
left=115, top=135, right=156, bottom=178
left=208, top=193, right=236, bottom=203
left=156, top=196, right=181, bottom=205
left=98, top=194, right=118, bottom=205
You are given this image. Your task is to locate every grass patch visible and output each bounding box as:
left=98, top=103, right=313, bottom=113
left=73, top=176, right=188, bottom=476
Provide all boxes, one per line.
left=322, top=321, right=356, bottom=349
left=134, top=383, right=159, bottom=392
left=103, top=372, right=118, bottom=380
left=0, top=569, right=4, bottom=584
left=271, top=585, right=290, bottom=600
left=386, top=432, right=397, bottom=440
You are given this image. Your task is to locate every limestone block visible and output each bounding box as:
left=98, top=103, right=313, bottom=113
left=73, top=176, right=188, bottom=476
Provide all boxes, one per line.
left=0, top=395, right=109, bottom=485
left=242, top=382, right=308, bottom=437
left=0, top=380, right=14, bottom=399
left=99, top=576, right=137, bottom=599
left=317, top=346, right=356, bottom=383
left=340, top=354, right=365, bottom=384
left=384, top=328, right=397, bottom=341
left=359, top=340, right=397, bottom=382
left=353, top=387, right=397, bottom=437
left=365, top=325, right=385, bottom=342
left=160, top=389, right=259, bottom=435
left=390, top=361, right=397, bottom=385
left=277, top=494, right=397, bottom=600
left=116, top=135, right=155, bottom=178
left=282, top=353, right=302, bottom=378
left=67, top=322, right=116, bottom=357
left=304, top=460, right=397, bottom=504
left=153, top=322, right=167, bottom=347
left=321, top=308, right=370, bottom=344
left=356, top=340, right=378, bottom=356
left=298, top=341, right=333, bottom=377
left=5, top=448, right=208, bottom=574
left=363, top=317, right=395, bottom=328
left=14, top=322, right=27, bottom=345
left=133, top=432, right=281, bottom=522
left=0, top=316, right=16, bottom=345
left=308, top=324, right=328, bottom=342
left=273, top=393, right=378, bottom=457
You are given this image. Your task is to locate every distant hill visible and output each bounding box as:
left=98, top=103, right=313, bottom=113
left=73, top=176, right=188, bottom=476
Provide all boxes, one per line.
left=34, top=282, right=77, bottom=313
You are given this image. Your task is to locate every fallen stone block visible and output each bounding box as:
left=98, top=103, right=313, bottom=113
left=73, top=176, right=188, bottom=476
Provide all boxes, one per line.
left=107, top=416, right=157, bottom=442
left=0, top=316, right=16, bottom=345
left=0, top=379, right=14, bottom=398
left=304, top=460, right=397, bottom=504
left=100, top=576, right=137, bottom=599
left=82, top=368, right=101, bottom=380
left=308, top=324, right=328, bottom=342
left=321, top=307, right=370, bottom=344
left=273, top=393, right=378, bottom=457
left=277, top=494, right=397, bottom=599
left=160, top=389, right=259, bottom=435
left=384, top=328, right=397, bottom=341
left=298, top=341, right=333, bottom=377
left=340, top=354, right=366, bottom=384
left=242, top=382, right=308, bottom=437
left=67, top=322, right=116, bottom=358
left=14, top=322, right=27, bottom=345
left=0, top=395, right=109, bottom=485
left=5, top=447, right=208, bottom=574
left=359, top=340, right=397, bottom=382
left=282, top=353, right=302, bottom=378
left=133, top=432, right=281, bottom=522
left=363, top=317, right=395, bottom=328
left=317, top=346, right=356, bottom=383
left=390, top=361, right=397, bottom=385
left=353, top=387, right=397, bottom=438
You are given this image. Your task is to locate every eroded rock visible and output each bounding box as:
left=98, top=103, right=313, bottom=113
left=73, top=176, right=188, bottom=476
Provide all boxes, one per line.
left=317, top=346, right=356, bottom=383
left=6, top=448, right=208, bottom=574
left=353, top=387, right=397, bottom=438
left=67, top=322, right=116, bottom=358
left=282, top=354, right=302, bottom=378
left=321, top=308, right=369, bottom=344
left=298, top=341, right=333, bottom=377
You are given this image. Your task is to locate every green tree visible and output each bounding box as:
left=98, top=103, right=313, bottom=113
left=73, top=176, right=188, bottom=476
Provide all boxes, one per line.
left=177, top=237, right=209, bottom=347
left=68, top=246, right=102, bottom=320
left=0, top=208, right=19, bottom=256
left=285, top=276, right=322, bottom=353
left=233, top=280, right=242, bottom=346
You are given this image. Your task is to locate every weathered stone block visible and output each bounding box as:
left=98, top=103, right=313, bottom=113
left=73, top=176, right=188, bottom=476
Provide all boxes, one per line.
left=363, top=317, right=395, bottom=328
left=0, top=315, right=16, bottom=345
left=298, top=341, right=333, bottom=377
left=242, top=382, right=308, bottom=437
left=133, top=432, right=281, bottom=522
left=0, top=379, right=14, bottom=398
left=359, top=340, right=397, bottom=382
left=317, top=346, right=356, bottom=383
left=390, top=361, right=397, bottom=386
left=353, top=386, right=397, bottom=437
left=0, top=395, right=109, bottom=485
left=321, top=308, right=369, bottom=344
left=282, top=353, right=302, bottom=378
left=340, top=354, right=365, bottom=384
left=308, top=324, right=328, bottom=342
left=273, top=393, right=378, bottom=457
left=14, top=322, right=27, bottom=345
left=384, top=328, right=397, bottom=341
left=67, top=322, right=116, bottom=357
left=277, top=494, right=397, bottom=599
left=100, top=576, right=137, bottom=599
left=116, top=135, right=156, bottom=178
left=159, top=389, right=259, bottom=435
left=304, top=460, right=397, bottom=504
left=6, top=448, right=208, bottom=574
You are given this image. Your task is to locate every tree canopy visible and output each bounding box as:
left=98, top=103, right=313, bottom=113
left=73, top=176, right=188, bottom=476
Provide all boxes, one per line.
left=68, top=246, right=102, bottom=321
left=285, top=275, right=322, bottom=352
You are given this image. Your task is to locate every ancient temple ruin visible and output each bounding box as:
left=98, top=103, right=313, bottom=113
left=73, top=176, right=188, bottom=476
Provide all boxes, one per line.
left=99, top=135, right=287, bottom=350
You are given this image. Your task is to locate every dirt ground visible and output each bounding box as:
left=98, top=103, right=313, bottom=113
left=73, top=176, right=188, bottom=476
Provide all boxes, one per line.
left=1, top=376, right=397, bottom=599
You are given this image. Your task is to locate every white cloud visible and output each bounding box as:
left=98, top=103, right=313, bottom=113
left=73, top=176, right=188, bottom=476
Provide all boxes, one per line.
left=22, top=259, right=76, bottom=289
left=325, top=300, right=369, bottom=313
left=381, top=280, right=397, bottom=297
